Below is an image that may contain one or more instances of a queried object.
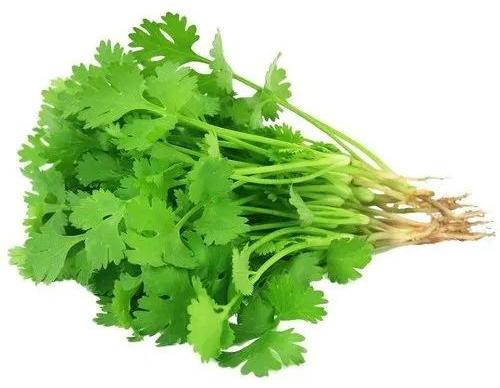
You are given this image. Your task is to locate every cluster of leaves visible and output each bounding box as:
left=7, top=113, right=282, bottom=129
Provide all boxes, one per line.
left=12, top=12, right=375, bottom=376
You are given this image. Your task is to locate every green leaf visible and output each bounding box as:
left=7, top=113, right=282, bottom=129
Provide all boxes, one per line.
left=259, top=55, right=291, bottom=120
left=72, top=53, right=150, bottom=128
left=95, top=40, right=128, bottom=66
left=289, top=185, right=314, bottom=226
left=264, top=273, right=327, bottom=323
left=115, top=116, right=177, bottom=151
left=96, top=273, right=142, bottom=328
left=187, top=277, right=234, bottom=361
left=187, top=157, right=233, bottom=204
left=19, top=129, right=48, bottom=170
left=129, top=13, right=201, bottom=71
left=194, top=198, right=249, bottom=245
left=231, top=244, right=254, bottom=295
left=146, top=61, right=219, bottom=119
left=326, top=237, right=374, bottom=284
left=25, top=231, right=84, bottom=283
left=70, top=190, right=126, bottom=270
left=134, top=266, right=194, bottom=344
left=285, top=252, right=325, bottom=286
left=24, top=168, right=66, bottom=235
left=203, top=132, right=220, bottom=158
left=218, top=329, right=305, bottom=377
left=75, top=152, right=124, bottom=185
left=209, top=31, right=233, bottom=94
left=186, top=232, right=232, bottom=304
left=231, top=295, right=276, bottom=343
left=123, top=196, right=197, bottom=268
left=60, top=250, right=94, bottom=285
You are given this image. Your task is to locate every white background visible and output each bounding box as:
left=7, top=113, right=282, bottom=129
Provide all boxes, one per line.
left=1, top=1, right=499, bottom=387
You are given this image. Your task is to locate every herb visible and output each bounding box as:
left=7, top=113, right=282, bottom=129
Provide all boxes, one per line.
left=11, top=12, right=487, bottom=376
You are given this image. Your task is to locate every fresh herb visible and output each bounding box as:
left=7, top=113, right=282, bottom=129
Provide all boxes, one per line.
left=11, top=12, right=487, bottom=376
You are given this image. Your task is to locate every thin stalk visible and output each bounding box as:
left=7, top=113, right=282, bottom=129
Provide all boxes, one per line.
left=240, top=206, right=297, bottom=219
left=221, top=133, right=273, bottom=157
left=233, top=156, right=348, bottom=176
left=230, top=72, right=391, bottom=171
left=250, top=239, right=331, bottom=285
left=175, top=204, right=203, bottom=229
left=248, top=221, right=299, bottom=231
left=232, top=166, right=335, bottom=185
left=178, top=115, right=326, bottom=156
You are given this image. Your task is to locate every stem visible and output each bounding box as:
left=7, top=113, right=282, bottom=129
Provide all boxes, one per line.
left=250, top=239, right=330, bottom=285
left=232, top=166, right=336, bottom=185
left=230, top=73, right=391, bottom=171
left=175, top=204, right=203, bottom=229
left=240, top=206, right=297, bottom=219
left=233, top=156, right=348, bottom=176
left=178, top=115, right=325, bottom=155
left=221, top=133, right=273, bottom=157
left=248, top=221, right=299, bottom=231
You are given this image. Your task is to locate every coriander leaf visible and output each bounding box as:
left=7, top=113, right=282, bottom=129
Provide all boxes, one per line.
left=259, top=55, right=291, bottom=120
left=231, top=245, right=254, bottom=295
left=285, top=252, right=325, bottom=286
left=115, top=116, right=177, bottom=151
left=264, top=273, right=327, bottom=323
left=9, top=246, right=33, bottom=279
left=75, top=152, right=124, bottom=185
left=218, top=329, right=305, bottom=377
left=124, top=156, right=185, bottom=199
left=24, top=168, right=66, bottom=235
left=194, top=198, right=249, bottom=245
left=72, top=54, right=151, bottom=128
left=223, top=97, right=258, bottom=128
left=89, top=263, right=122, bottom=296
left=19, top=129, right=48, bottom=171
left=173, top=188, right=192, bottom=217
left=186, top=232, right=232, bottom=304
left=326, top=237, right=374, bottom=284
left=69, top=190, right=126, bottom=270
left=255, top=123, right=303, bottom=144
left=44, top=123, right=99, bottom=176
left=187, top=277, right=234, bottom=361
left=203, top=132, right=220, bottom=158
left=254, top=239, right=290, bottom=256
left=289, top=185, right=314, bottom=226
left=129, top=13, right=201, bottom=71
left=123, top=196, right=197, bottom=268
left=96, top=273, right=142, bottom=328
left=209, top=31, right=233, bottom=94
left=150, top=142, right=195, bottom=165
left=146, top=61, right=218, bottom=118
left=25, top=231, right=84, bottom=283
left=60, top=250, right=94, bottom=285
left=188, top=156, right=233, bottom=203
left=133, top=296, right=171, bottom=334
left=146, top=62, right=197, bottom=112
left=95, top=40, right=130, bottom=66
left=134, top=266, right=194, bottom=344
left=231, top=295, right=277, bottom=343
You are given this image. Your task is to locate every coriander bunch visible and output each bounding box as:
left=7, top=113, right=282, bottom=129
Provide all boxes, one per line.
left=11, top=12, right=489, bottom=376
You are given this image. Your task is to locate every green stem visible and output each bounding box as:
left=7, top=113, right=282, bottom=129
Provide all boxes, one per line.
left=221, top=133, right=273, bottom=157
left=233, top=156, right=348, bottom=176
left=230, top=73, right=391, bottom=171
left=178, top=115, right=325, bottom=155
left=248, top=221, right=298, bottom=231
left=250, top=239, right=330, bottom=285
left=175, top=204, right=203, bottom=229
left=240, top=206, right=297, bottom=219
left=232, top=166, right=335, bottom=185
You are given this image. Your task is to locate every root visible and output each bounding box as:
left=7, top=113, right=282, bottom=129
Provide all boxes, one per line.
left=369, top=190, right=493, bottom=247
